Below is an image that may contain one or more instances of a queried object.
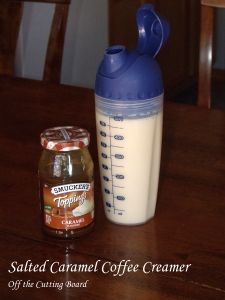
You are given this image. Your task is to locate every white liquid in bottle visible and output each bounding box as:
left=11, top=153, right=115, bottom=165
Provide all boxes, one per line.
left=96, top=99, right=163, bottom=225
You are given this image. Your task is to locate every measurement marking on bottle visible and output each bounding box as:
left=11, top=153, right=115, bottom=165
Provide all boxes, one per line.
left=112, top=165, right=124, bottom=168
left=101, top=142, right=108, bottom=148
left=100, top=131, right=113, bottom=138
left=114, top=174, right=125, bottom=179
left=102, top=153, right=108, bottom=159
left=114, top=135, right=124, bottom=140
left=100, top=121, right=107, bottom=127
left=103, top=176, right=112, bottom=182
left=112, top=185, right=124, bottom=189
left=111, top=145, right=124, bottom=149
left=100, top=116, right=126, bottom=215
left=104, top=188, right=111, bottom=194
left=108, top=117, right=116, bottom=214
left=114, top=154, right=124, bottom=159
left=110, top=126, right=124, bottom=129
left=114, top=196, right=125, bottom=201
left=102, top=164, right=111, bottom=170
left=106, top=202, right=114, bottom=208
left=113, top=116, right=124, bottom=121
left=114, top=208, right=125, bottom=215
left=100, top=131, right=107, bottom=137
left=100, top=120, right=123, bottom=130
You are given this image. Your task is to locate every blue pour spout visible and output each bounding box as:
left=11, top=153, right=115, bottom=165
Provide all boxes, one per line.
left=95, top=4, right=170, bottom=100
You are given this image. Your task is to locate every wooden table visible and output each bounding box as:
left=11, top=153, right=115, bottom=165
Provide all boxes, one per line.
left=0, top=77, right=225, bottom=300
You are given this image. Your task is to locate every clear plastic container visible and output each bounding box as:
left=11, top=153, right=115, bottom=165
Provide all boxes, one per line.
left=95, top=94, right=163, bottom=225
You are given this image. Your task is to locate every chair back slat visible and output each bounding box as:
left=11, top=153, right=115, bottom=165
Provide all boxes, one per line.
left=0, top=2, right=23, bottom=76
left=198, top=0, right=225, bottom=108
left=0, top=0, right=70, bottom=83
left=44, top=3, right=69, bottom=83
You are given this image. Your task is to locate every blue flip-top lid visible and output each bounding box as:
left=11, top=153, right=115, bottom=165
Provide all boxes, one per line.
left=137, top=4, right=170, bottom=57
left=95, top=4, right=170, bottom=100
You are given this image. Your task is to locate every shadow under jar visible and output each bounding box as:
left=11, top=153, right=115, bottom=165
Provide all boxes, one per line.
left=39, top=126, right=94, bottom=238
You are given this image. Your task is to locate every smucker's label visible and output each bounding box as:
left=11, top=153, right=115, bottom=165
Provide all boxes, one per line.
left=43, top=182, right=94, bottom=230
left=51, top=183, right=91, bottom=195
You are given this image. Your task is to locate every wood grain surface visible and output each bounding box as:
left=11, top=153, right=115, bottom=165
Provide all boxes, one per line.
left=0, top=77, right=225, bottom=299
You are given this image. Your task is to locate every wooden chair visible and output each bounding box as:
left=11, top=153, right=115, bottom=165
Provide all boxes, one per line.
left=198, top=0, right=225, bottom=108
left=0, top=0, right=70, bottom=83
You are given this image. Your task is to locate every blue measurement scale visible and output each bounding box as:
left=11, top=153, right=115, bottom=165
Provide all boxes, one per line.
left=99, top=115, right=126, bottom=216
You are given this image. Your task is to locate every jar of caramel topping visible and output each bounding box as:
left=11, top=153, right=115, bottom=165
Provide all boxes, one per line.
left=39, top=126, right=94, bottom=238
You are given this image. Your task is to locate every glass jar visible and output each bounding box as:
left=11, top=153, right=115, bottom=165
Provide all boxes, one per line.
left=39, top=126, right=94, bottom=238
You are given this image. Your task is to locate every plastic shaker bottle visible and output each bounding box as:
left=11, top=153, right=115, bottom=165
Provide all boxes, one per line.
left=95, top=4, right=170, bottom=225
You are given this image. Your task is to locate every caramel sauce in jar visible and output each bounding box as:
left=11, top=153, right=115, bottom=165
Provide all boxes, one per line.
left=39, top=126, right=94, bottom=238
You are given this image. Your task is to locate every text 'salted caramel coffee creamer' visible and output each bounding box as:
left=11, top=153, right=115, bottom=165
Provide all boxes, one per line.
left=95, top=4, right=170, bottom=225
